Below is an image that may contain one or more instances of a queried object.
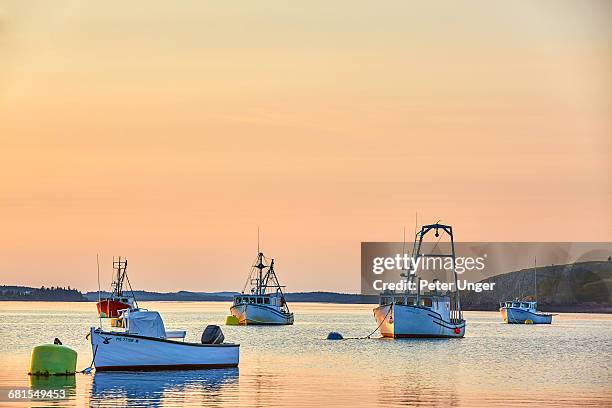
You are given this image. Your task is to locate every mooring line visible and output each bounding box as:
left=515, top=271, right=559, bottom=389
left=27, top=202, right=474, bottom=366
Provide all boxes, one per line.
left=341, top=304, right=392, bottom=340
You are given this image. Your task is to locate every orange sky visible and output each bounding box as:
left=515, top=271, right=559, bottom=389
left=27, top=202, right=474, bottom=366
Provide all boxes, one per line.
left=1, top=1, right=611, bottom=292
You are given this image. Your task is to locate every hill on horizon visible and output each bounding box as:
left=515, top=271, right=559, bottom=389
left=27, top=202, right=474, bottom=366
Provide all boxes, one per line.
left=461, top=261, right=612, bottom=312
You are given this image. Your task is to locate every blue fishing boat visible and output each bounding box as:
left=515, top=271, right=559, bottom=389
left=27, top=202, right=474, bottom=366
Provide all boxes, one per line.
left=499, top=257, right=553, bottom=324
left=499, top=300, right=552, bottom=324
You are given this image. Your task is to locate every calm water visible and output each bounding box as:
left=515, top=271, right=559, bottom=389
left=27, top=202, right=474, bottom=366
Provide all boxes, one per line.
left=0, top=301, right=610, bottom=407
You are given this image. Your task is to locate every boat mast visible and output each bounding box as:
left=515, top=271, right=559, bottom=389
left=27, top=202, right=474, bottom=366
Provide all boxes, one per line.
left=112, top=257, right=127, bottom=296
left=257, top=228, right=261, bottom=295
left=254, top=252, right=266, bottom=295
left=249, top=229, right=287, bottom=302
left=412, top=223, right=462, bottom=322
left=400, top=226, right=409, bottom=293
left=534, top=256, right=537, bottom=303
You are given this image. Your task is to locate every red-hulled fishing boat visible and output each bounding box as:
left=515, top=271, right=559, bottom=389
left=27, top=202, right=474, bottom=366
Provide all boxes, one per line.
left=96, top=257, right=137, bottom=318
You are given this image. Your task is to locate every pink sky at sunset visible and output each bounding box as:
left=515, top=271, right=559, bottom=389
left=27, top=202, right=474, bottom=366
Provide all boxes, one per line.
left=1, top=1, right=611, bottom=292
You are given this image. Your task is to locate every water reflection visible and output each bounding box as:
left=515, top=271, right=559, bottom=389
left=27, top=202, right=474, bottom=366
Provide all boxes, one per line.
left=377, top=372, right=460, bottom=407
left=2, top=303, right=611, bottom=408
left=90, top=368, right=239, bottom=407
left=29, top=375, right=78, bottom=405
left=29, top=375, right=76, bottom=389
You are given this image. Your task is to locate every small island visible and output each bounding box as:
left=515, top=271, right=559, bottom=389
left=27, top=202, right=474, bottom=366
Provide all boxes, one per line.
left=0, top=285, right=87, bottom=301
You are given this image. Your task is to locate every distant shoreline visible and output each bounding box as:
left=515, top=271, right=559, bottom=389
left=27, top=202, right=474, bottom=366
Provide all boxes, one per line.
left=1, top=297, right=610, bottom=314
left=3, top=260, right=611, bottom=313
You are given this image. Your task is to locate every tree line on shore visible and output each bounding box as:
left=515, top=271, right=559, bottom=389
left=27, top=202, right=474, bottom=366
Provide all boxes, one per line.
left=0, top=285, right=87, bottom=301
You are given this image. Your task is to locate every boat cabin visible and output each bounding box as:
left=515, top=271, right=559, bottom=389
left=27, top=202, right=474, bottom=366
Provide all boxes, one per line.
left=380, top=294, right=450, bottom=311
left=101, top=296, right=133, bottom=304
left=233, top=293, right=286, bottom=307
left=501, top=301, right=537, bottom=311
left=232, top=291, right=291, bottom=315
left=118, top=309, right=186, bottom=340
left=233, top=294, right=278, bottom=306
left=379, top=293, right=459, bottom=322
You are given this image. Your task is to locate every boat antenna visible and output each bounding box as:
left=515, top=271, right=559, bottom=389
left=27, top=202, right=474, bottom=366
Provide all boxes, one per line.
left=96, top=254, right=102, bottom=327
left=124, top=260, right=138, bottom=309
left=257, top=226, right=260, bottom=254
left=402, top=226, right=406, bottom=262
left=400, top=226, right=407, bottom=286
left=411, top=212, right=418, bottom=256
left=534, top=256, right=537, bottom=303
left=407, top=212, right=419, bottom=291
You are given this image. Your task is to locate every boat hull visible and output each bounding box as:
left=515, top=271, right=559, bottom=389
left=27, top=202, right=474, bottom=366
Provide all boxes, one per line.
left=96, top=300, right=132, bottom=318
left=500, top=307, right=552, bottom=324
left=373, top=303, right=465, bottom=338
left=90, top=328, right=239, bottom=371
left=230, top=304, right=294, bottom=325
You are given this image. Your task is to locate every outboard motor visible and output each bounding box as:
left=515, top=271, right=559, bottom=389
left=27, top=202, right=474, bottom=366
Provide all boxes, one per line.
left=201, top=325, right=224, bottom=344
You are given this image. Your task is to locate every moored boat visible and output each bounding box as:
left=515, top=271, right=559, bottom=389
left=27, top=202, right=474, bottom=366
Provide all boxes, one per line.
left=499, top=257, right=553, bottom=324
left=89, top=309, right=239, bottom=371
left=96, top=257, right=136, bottom=318
left=373, top=223, right=466, bottom=338
left=230, top=250, right=293, bottom=325
left=374, top=292, right=466, bottom=338
left=499, top=300, right=553, bottom=324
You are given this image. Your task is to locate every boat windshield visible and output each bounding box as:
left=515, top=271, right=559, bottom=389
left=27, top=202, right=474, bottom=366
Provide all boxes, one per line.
left=235, top=295, right=274, bottom=305
left=420, top=297, right=433, bottom=308
left=380, top=296, right=392, bottom=306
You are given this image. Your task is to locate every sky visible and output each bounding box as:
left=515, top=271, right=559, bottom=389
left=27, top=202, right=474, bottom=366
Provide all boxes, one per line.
left=1, top=1, right=611, bottom=293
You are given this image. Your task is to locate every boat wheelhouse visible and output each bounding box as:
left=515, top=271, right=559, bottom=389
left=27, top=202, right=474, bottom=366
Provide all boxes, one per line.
left=373, top=223, right=466, bottom=338
left=89, top=308, right=239, bottom=371
left=230, top=251, right=294, bottom=325
left=499, top=300, right=552, bottom=324
left=96, top=257, right=136, bottom=318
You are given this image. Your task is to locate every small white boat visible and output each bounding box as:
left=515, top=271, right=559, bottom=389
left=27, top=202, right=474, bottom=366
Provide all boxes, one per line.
left=500, top=258, right=553, bottom=324
left=500, top=300, right=553, bottom=324
left=230, top=251, right=294, bottom=325
left=373, top=223, right=466, bottom=338
left=89, top=309, right=239, bottom=371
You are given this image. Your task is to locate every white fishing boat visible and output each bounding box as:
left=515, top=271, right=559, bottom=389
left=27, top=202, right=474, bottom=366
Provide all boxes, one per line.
left=89, top=309, right=239, bottom=371
left=373, top=223, right=466, bottom=338
left=230, top=250, right=294, bottom=325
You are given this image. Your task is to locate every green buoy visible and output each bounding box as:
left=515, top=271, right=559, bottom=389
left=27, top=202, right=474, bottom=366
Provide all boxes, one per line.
left=225, top=315, right=240, bottom=325
left=29, top=340, right=77, bottom=376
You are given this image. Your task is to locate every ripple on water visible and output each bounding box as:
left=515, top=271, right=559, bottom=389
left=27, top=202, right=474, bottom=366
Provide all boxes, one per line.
left=0, top=302, right=610, bottom=407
